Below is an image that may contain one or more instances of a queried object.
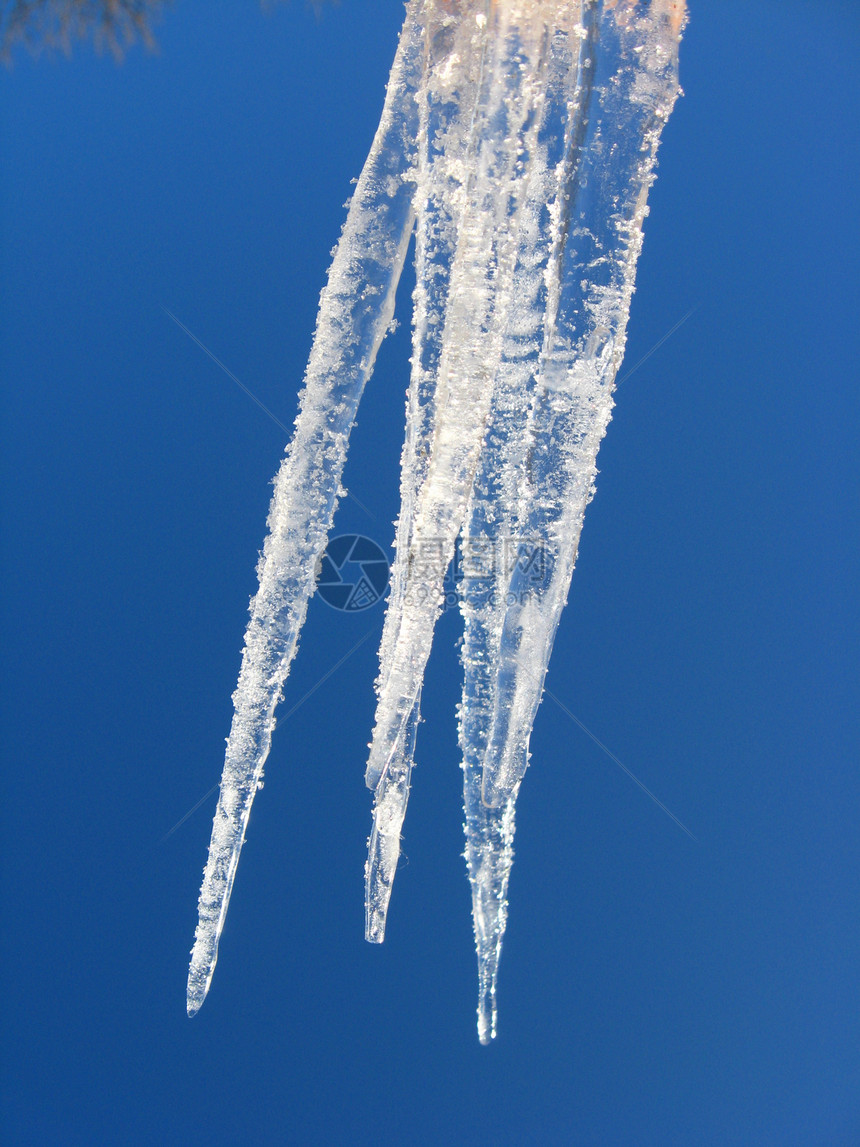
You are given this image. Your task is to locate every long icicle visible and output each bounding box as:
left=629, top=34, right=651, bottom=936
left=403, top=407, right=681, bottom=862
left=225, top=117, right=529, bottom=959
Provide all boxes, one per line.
left=365, top=0, right=469, bottom=941
left=187, top=3, right=423, bottom=1016
left=459, top=0, right=597, bottom=1044
left=364, top=0, right=549, bottom=943
left=480, top=0, right=684, bottom=814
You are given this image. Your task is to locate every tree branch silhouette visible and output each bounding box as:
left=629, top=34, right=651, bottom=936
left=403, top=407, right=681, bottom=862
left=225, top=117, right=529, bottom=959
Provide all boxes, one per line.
left=1, top=1, right=337, bottom=65
left=1, top=0, right=171, bottom=63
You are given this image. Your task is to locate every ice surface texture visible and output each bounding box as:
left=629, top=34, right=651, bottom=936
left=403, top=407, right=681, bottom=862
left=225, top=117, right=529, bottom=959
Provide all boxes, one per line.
left=189, top=0, right=685, bottom=1041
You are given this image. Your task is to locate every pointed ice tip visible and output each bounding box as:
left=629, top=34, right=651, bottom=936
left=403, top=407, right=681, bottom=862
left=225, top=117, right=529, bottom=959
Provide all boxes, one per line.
left=186, top=972, right=210, bottom=1017
left=365, top=906, right=387, bottom=944
left=477, top=1010, right=496, bottom=1045
left=477, top=992, right=497, bottom=1045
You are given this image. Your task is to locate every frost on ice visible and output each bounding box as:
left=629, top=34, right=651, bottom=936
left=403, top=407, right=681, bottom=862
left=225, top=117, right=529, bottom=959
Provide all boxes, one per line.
left=188, top=0, right=685, bottom=1042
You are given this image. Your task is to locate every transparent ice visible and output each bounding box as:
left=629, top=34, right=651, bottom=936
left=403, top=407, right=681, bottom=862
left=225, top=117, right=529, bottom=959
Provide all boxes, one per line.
left=188, top=0, right=685, bottom=1042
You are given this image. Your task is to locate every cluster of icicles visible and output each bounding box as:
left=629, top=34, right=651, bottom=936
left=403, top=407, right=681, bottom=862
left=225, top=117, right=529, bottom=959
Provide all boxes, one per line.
left=188, top=0, right=685, bottom=1042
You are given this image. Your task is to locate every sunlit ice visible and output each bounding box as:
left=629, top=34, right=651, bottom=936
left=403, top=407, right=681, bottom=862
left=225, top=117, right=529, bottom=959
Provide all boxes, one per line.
left=188, top=0, right=686, bottom=1043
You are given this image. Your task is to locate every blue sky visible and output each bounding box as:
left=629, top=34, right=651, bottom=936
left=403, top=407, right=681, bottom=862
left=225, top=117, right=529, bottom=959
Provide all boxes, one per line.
left=1, top=2, right=858, bottom=1143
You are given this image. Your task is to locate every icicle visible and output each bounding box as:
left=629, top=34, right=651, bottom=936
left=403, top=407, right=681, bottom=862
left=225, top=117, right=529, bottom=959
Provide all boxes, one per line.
left=459, top=1, right=596, bottom=1043
left=364, top=0, right=553, bottom=942
left=481, top=0, right=684, bottom=813
left=187, top=3, right=424, bottom=1017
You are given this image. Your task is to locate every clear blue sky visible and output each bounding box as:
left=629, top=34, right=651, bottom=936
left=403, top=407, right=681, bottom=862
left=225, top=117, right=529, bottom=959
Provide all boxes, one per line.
left=2, top=2, right=858, bottom=1143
